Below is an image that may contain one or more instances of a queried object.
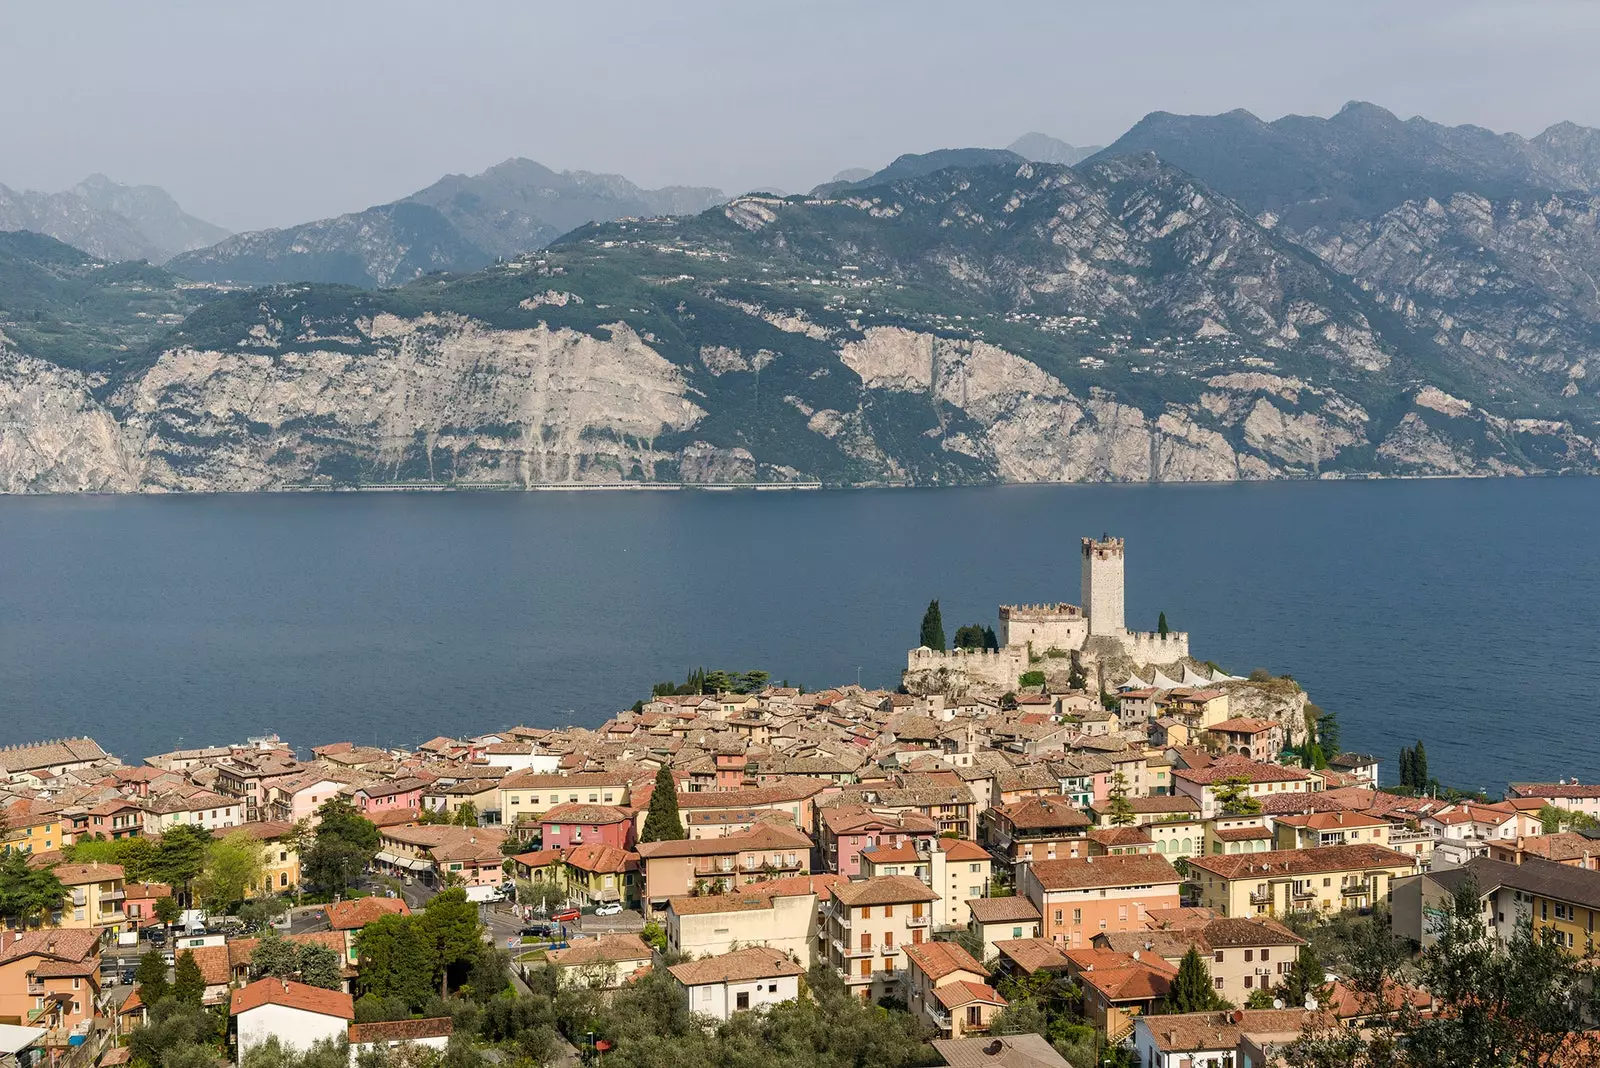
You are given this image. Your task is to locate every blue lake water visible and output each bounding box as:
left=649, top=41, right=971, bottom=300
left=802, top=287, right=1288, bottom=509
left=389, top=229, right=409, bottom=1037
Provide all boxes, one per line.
left=2, top=479, right=1597, bottom=794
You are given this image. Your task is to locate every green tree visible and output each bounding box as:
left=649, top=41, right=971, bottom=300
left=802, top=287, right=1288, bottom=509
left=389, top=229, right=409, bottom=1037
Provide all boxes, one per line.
left=952, top=624, right=988, bottom=650
left=1280, top=944, right=1325, bottom=1008
left=1398, top=745, right=1414, bottom=788
left=1300, top=742, right=1327, bottom=770
left=1107, top=771, right=1136, bottom=827
left=172, top=950, right=206, bottom=1007
left=355, top=914, right=436, bottom=1009
left=304, top=798, right=380, bottom=892
left=919, top=599, right=945, bottom=651
left=154, top=894, right=182, bottom=926
left=0, top=851, right=67, bottom=927
left=1157, top=611, right=1169, bottom=636
left=249, top=929, right=301, bottom=979
left=297, top=942, right=344, bottom=990
left=152, top=825, right=213, bottom=903
left=1412, top=740, right=1428, bottom=787
left=1018, top=670, right=1046, bottom=688
left=453, top=802, right=478, bottom=828
left=196, top=829, right=265, bottom=911
left=1309, top=704, right=1339, bottom=756
left=640, top=764, right=685, bottom=843
left=134, top=949, right=171, bottom=1006
left=1067, top=661, right=1087, bottom=690
left=1166, top=946, right=1224, bottom=1013
left=422, top=888, right=483, bottom=996
left=1214, top=774, right=1263, bottom=816
left=983, top=625, right=999, bottom=650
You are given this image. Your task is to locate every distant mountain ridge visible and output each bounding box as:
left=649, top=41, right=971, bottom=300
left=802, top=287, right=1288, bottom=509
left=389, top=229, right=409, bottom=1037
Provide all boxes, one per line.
left=1008, top=133, right=1103, bottom=165
left=811, top=148, right=1026, bottom=196
left=0, top=175, right=228, bottom=262
left=166, top=159, right=726, bottom=287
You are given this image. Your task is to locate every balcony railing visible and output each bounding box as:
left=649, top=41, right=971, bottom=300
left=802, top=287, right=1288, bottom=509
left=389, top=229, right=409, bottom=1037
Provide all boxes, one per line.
left=906, top=915, right=930, bottom=928
left=1341, top=883, right=1370, bottom=897
left=1291, top=888, right=1315, bottom=901
left=844, top=943, right=873, bottom=958
left=1249, top=890, right=1273, bottom=905
left=26, top=982, right=46, bottom=996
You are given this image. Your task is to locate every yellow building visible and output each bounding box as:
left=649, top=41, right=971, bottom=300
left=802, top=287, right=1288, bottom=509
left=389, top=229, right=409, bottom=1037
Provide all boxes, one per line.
left=1272, top=811, right=1393, bottom=852
left=1186, top=844, right=1416, bottom=918
left=234, top=821, right=302, bottom=897
left=1, top=799, right=66, bottom=855
left=51, top=862, right=127, bottom=930
left=1391, top=857, right=1600, bottom=956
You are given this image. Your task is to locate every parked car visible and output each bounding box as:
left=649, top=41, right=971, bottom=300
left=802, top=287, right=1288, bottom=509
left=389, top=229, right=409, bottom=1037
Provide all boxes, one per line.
left=594, top=903, right=624, bottom=916
left=519, top=923, right=554, bottom=939
left=552, top=908, right=581, bottom=924
left=145, top=929, right=166, bottom=947
left=120, top=968, right=136, bottom=985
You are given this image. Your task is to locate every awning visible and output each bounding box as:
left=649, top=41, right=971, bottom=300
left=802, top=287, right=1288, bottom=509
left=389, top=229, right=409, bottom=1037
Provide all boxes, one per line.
left=374, top=851, right=433, bottom=872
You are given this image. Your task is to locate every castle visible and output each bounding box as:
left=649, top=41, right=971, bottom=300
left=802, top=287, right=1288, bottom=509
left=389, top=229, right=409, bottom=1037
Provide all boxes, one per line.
left=906, top=536, right=1190, bottom=689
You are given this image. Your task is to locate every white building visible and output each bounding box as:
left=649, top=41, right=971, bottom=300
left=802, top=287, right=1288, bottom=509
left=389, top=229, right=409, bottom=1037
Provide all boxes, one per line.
left=666, top=947, right=805, bottom=1022
left=346, top=1018, right=453, bottom=1065
left=230, top=978, right=354, bottom=1058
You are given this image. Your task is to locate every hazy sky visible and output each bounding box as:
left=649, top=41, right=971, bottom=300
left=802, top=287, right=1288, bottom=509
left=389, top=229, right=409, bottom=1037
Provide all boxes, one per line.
left=5, top=0, right=1600, bottom=231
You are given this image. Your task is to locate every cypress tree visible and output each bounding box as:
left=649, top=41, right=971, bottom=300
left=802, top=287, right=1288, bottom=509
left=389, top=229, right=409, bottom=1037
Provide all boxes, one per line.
left=982, top=626, right=999, bottom=651
left=1413, top=741, right=1429, bottom=788
left=919, top=600, right=946, bottom=651
left=1158, top=611, right=1169, bottom=637
left=640, top=764, right=685, bottom=843
left=172, top=950, right=205, bottom=1007
left=134, top=950, right=169, bottom=1006
left=1167, top=946, right=1220, bottom=1012
left=1399, top=746, right=1413, bottom=788
left=1281, top=944, right=1325, bottom=1008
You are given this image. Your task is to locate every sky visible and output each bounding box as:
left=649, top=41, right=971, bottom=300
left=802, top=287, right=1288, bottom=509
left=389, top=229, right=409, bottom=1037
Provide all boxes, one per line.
left=4, top=0, right=1600, bottom=232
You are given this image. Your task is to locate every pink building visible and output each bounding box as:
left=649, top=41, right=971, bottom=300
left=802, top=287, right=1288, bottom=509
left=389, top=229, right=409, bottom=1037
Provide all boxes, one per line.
left=541, top=803, right=637, bottom=851
left=352, top=777, right=430, bottom=814
left=818, top=805, right=938, bottom=878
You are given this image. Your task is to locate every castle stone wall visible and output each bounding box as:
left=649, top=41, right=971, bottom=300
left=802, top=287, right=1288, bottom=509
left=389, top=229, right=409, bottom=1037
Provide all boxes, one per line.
left=906, top=646, right=1029, bottom=689
left=1119, top=630, right=1190, bottom=666
left=998, top=604, right=1089, bottom=654
left=1082, top=538, right=1125, bottom=636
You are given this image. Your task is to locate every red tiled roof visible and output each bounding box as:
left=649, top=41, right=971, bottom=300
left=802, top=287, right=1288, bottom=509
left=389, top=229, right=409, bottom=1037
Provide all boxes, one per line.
left=933, top=980, right=1006, bottom=1010
left=1029, top=854, right=1181, bottom=891
left=904, top=940, right=987, bottom=981
left=348, top=1018, right=454, bottom=1043
left=230, top=978, right=354, bottom=1020
left=326, top=896, right=410, bottom=930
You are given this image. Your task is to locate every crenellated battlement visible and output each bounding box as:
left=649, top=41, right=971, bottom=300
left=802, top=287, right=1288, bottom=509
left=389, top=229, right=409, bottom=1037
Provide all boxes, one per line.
left=999, top=603, right=1084, bottom=619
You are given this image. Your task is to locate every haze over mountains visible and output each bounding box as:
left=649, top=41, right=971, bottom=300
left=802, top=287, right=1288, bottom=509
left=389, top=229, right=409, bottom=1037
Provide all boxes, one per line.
left=0, top=175, right=229, bottom=262
left=8, top=103, right=1600, bottom=492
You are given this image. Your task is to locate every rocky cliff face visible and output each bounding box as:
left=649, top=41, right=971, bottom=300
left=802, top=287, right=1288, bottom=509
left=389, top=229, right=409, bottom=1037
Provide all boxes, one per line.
left=6, top=152, right=1600, bottom=491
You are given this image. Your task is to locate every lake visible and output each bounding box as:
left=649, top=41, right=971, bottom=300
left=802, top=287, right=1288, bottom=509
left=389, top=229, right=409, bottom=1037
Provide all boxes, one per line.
left=2, top=479, right=1596, bottom=794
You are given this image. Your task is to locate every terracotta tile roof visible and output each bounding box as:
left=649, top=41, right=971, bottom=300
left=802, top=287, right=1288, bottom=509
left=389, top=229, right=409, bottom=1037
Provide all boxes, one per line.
left=1188, top=844, right=1415, bottom=881
left=904, top=940, right=987, bottom=981
left=991, top=796, right=1092, bottom=831
left=1088, top=795, right=1200, bottom=817
left=939, top=838, right=992, bottom=862
left=667, top=946, right=804, bottom=986
left=326, top=896, right=411, bottom=930
left=1274, top=811, right=1391, bottom=830
left=540, top=802, right=633, bottom=825
left=563, top=843, right=639, bottom=875
left=667, top=893, right=776, bottom=916
left=1211, top=826, right=1274, bottom=842
left=1088, top=826, right=1153, bottom=847
left=0, top=737, right=108, bottom=774
left=933, top=979, right=1006, bottom=1010
left=229, top=931, right=347, bottom=970
left=1208, top=718, right=1279, bottom=733
left=0, top=929, right=100, bottom=965
left=1079, top=960, right=1176, bottom=1002
left=931, top=1034, right=1067, bottom=1068
left=993, top=937, right=1073, bottom=975
left=229, top=978, right=354, bottom=1020
left=1028, top=854, right=1181, bottom=891
left=50, top=862, right=124, bottom=885
left=736, top=873, right=847, bottom=898
left=31, top=958, right=99, bottom=978
left=182, top=945, right=232, bottom=986
left=636, top=823, right=810, bottom=858
left=1172, top=758, right=1310, bottom=786
left=861, top=843, right=921, bottom=865
left=548, top=933, right=653, bottom=968
left=348, top=1018, right=454, bottom=1043
left=830, top=874, right=940, bottom=907
left=1138, top=1009, right=1310, bottom=1052
left=967, top=897, right=1041, bottom=924
left=512, top=848, right=565, bottom=868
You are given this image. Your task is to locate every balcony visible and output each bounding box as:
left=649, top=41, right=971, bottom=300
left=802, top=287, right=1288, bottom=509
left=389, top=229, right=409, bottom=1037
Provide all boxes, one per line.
left=1341, top=883, right=1370, bottom=897
left=906, top=915, right=930, bottom=928
left=844, top=943, right=874, bottom=958
left=1291, top=888, right=1315, bottom=902
left=1249, top=889, right=1273, bottom=906
left=27, top=981, right=46, bottom=996
left=102, top=890, right=125, bottom=902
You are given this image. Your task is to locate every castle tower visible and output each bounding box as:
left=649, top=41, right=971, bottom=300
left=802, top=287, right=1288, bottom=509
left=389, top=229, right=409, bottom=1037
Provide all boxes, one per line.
left=1081, top=536, right=1126, bottom=636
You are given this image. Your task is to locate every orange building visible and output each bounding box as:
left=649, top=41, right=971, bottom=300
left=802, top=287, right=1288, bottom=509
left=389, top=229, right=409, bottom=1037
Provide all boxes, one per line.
left=1021, top=854, right=1182, bottom=948
left=0, top=929, right=103, bottom=1050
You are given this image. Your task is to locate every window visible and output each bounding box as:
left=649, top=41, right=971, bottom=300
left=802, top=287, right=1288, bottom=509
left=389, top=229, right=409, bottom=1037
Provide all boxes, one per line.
left=1214, top=951, right=1224, bottom=963
left=860, top=932, right=871, bottom=951
left=1323, top=878, right=1332, bottom=888
left=884, top=931, right=894, bottom=948
left=549, top=825, right=561, bottom=836
left=1261, top=948, right=1270, bottom=962
left=768, top=983, right=778, bottom=993
left=859, top=959, right=872, bottom=976
left=589, top=794, right=598, bottom=803
left=1214, top=977, right=1224, bottom=990
left=1012, top=926, right=1023, bottom=938
left=912, top=928, right=924, bottom=944
left=1244, top=975, right=1254, bottom=989
left=1118, top=905, right=1128, bottom=922
left=736, top=991, right=750, bottom=1010
left=970, top=863, right=981, bottom=873
left=883, top=905, right=894, bottom=918
left=1054, top=909, right=1063, bottom=923
left=701, top=987, right=713, bottom=1003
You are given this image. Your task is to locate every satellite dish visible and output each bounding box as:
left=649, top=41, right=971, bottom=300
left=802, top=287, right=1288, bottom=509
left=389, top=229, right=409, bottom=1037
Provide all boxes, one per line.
left=1305, top=996, right=1319, bottom=1010
left=1272, top=998, right=1285, bottom=1010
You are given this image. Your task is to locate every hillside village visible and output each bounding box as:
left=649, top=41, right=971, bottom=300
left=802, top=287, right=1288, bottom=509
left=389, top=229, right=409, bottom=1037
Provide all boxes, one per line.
left=2, top=539, right=1598, bottom=1067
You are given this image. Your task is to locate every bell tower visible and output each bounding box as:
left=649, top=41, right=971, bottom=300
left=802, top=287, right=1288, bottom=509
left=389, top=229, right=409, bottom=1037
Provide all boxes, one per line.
left=1081, top=535, right=1126, bottom=636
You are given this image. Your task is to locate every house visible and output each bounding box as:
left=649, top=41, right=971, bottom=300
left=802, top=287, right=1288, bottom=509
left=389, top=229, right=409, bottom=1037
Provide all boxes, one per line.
left=50, top=863, right=126, bottom=931
left=1273, top=811, right=1392, bottom=851
left=1095, top=916, right=1307, bottom=1007
left=327, top=897, right=410, bottom=967
left=547, top=934, right=654, bottom=989
left=1086, top=795, right=1205, bottom=861
left=822, top=875, right=942, bottom=1001
left=230, top=932, right=351, bottom=990
left=74, top=799, right=146, bottom=841
left=0, top=929, right=102, bottom=1053
left=667, top=946, right=804, bottom=1021
left=1204, top=814, right=1275, bottom=857
left=991, top=937, right=1074, bottom=980
left=1204, top=719, right=1284, bottom=762
left=347, top=1018, right=453, bottom=1063
left=0, top=738, right=110, bottom=785
left=562, top=844, right=641, bottom=908
left=1486, top=832, right=1600, bottom=870
left=496, top=772, right=632, bottom=828
left=1172, top=759, right=1316, bottom=819
left=1326, top=753, right=1379, bottom=789
left=637, top=824, right=812, bottom=905
left=817, top=805, right=939, bottom=878
left=121, top=882, right=173, bottom=929
left=232, top=821, right=302, bottom=897
left=966, top=898, right=1042, bottom=960
left=1390, top=857, right=1600, bottom=952
left=859, top=838, right=992, bottom=928
left=141, top=791, right=243, bottom=834
left=231, top=978, right=354, bottom=1058
left=0, top=799, right=66, bottom=856
left=350, top=778, right=430, bottom=816
left=904, top=941, right=1006, bottom=1039
left=1062, top=948, right=1176, bottom=1043
left=1021, top=855, right=1182, bottom=948
left=980, top=796, right=1093, bottom=879
left=931, top=1034, right=1072, bottom=1068
left=1507, top=781, right=1600, bottom=820
left=375, top=825, right=508, bottom=887
left=540, top=803, right=637, bottom=852
left=665, top=875, right=843, bottom=966
left=1131, top=1009, right=1310, bottom=1068
left=1187, top=844, right=1416, bottom=917
left=183, top=946, right=233, bottom=1007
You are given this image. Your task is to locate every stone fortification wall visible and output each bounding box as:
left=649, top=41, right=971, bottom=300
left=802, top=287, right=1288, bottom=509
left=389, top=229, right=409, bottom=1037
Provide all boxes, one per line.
left=1120, top=630, right=1190, bottom=665
left=905, top=646, right=1029, bottom=690
left=998, top=603, right=1089, bottom=653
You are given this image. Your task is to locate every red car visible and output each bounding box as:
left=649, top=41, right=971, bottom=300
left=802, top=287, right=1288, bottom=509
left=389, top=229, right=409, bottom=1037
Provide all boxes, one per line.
left=552, top=908, right=581, bottom=923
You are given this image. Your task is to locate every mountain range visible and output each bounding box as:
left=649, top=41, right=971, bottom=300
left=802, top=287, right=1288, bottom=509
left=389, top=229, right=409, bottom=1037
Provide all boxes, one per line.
left=0, top=175, right=229, bottom=262
left=6, top=104, right=1600, bottom=492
